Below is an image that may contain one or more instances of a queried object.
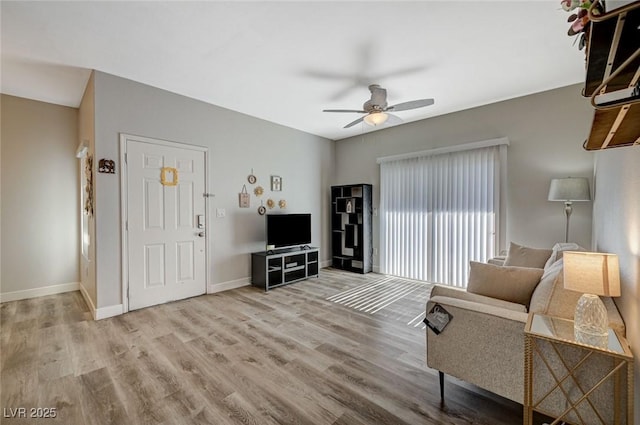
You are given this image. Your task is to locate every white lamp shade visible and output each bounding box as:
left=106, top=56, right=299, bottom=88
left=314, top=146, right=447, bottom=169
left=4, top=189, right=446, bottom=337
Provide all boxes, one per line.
left=548, top=177, right=591, bottom=201
left=563, top=251, right=621, bottom=297
left=363, top=112, right=388, bottom=126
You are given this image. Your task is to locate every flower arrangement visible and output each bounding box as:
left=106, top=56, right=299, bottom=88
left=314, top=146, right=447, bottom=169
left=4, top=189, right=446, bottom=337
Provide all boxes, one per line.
left=561, top=0, right=602, bottom=50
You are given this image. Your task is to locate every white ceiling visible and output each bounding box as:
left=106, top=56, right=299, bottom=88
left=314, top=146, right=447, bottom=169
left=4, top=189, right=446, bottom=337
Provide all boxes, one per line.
left=1, top=1, right=587, bottom=141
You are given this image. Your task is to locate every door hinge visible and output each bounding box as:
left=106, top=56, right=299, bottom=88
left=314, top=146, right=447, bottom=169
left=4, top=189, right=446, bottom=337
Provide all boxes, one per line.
left=124, top=153, right=127, bottom=163
left=125, top=221, right=128, bottom=231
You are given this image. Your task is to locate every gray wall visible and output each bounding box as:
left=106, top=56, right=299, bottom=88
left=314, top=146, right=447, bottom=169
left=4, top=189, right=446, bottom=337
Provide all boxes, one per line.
left=92, top=71, right=334, bottom=308
left=1, top=94, right=79, bottom=296
left=593, top=147, right=640, bottom=420
left=334, top=84, right=595, bottom=269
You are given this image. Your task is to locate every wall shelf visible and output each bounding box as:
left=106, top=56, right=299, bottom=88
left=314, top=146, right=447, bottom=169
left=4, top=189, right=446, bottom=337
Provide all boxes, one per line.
left=582, top=0, right=640, bottom=150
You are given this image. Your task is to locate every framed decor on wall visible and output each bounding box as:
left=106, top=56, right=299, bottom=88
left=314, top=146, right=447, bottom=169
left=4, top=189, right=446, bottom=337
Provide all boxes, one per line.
left=271, top=175, right=282, bottom=191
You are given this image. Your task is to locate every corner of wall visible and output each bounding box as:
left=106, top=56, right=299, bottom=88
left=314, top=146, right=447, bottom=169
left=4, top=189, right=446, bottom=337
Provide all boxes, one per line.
left=592, top=147, right=640, bottom=420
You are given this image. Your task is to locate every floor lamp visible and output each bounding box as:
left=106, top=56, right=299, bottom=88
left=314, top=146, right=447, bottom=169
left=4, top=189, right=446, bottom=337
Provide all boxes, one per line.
left=548, top=177, right=591, bottom=243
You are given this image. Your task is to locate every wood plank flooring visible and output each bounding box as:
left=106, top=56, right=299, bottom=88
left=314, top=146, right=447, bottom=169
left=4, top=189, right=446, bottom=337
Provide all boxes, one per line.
left=1, top=268, right=550, bottom=424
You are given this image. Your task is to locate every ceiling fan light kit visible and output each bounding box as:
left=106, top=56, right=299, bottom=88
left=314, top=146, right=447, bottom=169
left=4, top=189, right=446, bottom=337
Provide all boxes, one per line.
left=363, top=111, right=388, bottom=126
left=323, top=84, right=434, bottom=129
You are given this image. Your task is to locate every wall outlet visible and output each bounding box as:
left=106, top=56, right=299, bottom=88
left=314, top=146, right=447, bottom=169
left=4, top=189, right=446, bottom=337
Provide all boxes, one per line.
left=373, top=207, right=378, bottom=217
left=216, top=208, right=226, bottom=218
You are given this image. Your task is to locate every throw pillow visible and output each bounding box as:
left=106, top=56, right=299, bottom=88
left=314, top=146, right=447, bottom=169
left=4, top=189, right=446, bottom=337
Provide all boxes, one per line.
left=543, top=242, right=585, bottom=270
left=467, top=261, right=544, bottom=306
left=529, top=258, right=564, bottom=314
left=503, top=242, right=552, bottom=269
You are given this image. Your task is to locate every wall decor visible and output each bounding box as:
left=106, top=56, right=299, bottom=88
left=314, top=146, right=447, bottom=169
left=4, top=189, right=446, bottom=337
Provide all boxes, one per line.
left=271, top=175, right=282, bottom=191
left=278, top=199, right=287, bottom=209
left=98, top=158, right=116, bottom=174
left=258, top=201, right=266, bottom=215
left=266, top=198, right=275, bottom=209
left=248, top=169, right=257, bottom=184
left=84, top=155, right=94, bottom=216
left=254, top=186, right=264, bottom=196
left=160, top=167, right=179, bottom=186
left=239, top=185, right=250, bottom=208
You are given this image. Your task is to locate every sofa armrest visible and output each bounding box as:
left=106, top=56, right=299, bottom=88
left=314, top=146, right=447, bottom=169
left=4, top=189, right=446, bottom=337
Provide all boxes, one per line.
left=426, top=295, right=528, bottom=403
left=430, top=284, right=527, bottom=313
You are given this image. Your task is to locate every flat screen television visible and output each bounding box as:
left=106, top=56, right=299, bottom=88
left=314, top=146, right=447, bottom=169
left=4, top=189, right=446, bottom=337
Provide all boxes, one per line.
left=266, top=213, right=311, bottom=249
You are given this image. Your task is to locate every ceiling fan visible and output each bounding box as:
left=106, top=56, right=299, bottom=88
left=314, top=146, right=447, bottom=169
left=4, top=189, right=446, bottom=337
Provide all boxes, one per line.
left=323, top=84, right=434, bottom=128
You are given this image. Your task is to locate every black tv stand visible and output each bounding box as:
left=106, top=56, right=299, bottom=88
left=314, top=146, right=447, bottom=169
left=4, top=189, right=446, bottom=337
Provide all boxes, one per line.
left=251, top=246, right=319, bottom=291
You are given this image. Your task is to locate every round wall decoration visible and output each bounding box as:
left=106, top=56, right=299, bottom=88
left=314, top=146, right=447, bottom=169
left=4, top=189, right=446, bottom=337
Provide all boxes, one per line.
left=266, top=199, right=275, bottom=209
left=278, top=199, right=287, bottom=209
left=258, top=205, right=266, bottom=215
left=247, top=168, right=257, bottom=184
left=254, top=186, right=264, bottom=196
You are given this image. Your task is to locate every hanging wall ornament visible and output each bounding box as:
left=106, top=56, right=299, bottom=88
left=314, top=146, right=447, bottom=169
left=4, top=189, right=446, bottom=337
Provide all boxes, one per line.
left=254, top=186, right=264, bottom=196
left=247, top=168, right=257, bottom=184
left=258, top=201, right=266, bottom=215
left=84, top=155, right=94, bottom=216
left=98, top=159, right=116, bottom=174
left=239, top=184, right=250, bottom=208
left=266, top=199, right=275, bottom=209
left=278, top=199, right=287, bottom=209
left=160, top=167, right=178, bottom=186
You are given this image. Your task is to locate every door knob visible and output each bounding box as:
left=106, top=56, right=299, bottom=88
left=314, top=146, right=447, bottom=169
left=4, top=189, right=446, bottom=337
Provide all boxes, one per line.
left=197, top=232, right=205, bottom=237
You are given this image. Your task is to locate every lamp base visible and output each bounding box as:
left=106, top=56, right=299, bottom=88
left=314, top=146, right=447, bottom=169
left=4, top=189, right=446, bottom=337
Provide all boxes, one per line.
left=574, top=293, right=608, bottom=348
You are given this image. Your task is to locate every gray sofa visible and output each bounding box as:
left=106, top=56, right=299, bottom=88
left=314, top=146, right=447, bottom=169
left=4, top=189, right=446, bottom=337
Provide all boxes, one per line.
left=426, top=243, right=626, bottom=424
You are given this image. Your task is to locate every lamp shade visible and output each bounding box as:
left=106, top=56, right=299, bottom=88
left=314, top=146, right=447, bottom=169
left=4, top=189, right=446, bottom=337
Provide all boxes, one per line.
left=363, top=112, right=388, bottom=126
left=563, top=251, right=621, bottom=297
left=548, top=177, right=591, bottom=201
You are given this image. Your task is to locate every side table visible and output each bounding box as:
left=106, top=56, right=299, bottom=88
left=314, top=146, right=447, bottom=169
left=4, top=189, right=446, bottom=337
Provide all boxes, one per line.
left=524, top=313, right=633, bottom=425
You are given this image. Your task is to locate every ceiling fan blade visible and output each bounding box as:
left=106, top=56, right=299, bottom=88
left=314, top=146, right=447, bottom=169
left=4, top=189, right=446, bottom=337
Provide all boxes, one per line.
left=323, top=109, right=367, bottom=113
left=374, top=65, right=426, bottom=80
left=387, top=98, right=434, bottom=112
left=344, top=116, right=365, bottom=128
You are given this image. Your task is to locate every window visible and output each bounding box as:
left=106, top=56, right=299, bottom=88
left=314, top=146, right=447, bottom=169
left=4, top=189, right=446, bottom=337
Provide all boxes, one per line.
left=379, top=140, right=507, bottom=287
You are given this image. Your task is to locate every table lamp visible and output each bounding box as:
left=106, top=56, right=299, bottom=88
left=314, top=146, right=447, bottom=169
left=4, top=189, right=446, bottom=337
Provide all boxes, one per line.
left=563, top=251, right=621, bottom=347
left=548, top=177, right=591, bottom=243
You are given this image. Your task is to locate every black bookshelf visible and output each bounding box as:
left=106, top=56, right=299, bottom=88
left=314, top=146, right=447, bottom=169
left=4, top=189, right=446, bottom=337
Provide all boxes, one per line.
left=331, top=184, right=372, bottom=273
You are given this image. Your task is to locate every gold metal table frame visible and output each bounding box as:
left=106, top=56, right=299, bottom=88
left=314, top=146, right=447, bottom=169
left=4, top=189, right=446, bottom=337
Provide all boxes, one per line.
left=524, top=313, right=634, bottom=425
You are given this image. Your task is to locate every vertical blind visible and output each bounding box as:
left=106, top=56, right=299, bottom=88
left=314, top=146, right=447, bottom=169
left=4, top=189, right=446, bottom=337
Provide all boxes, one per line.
left=379, top=143, right=506, bottom=287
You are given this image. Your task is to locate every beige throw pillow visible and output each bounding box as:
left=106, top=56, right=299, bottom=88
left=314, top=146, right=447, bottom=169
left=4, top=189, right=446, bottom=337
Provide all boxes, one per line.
left=467, top=261, right=544, bottom=307
left=543, top=242, right=585, bottom=270
left=503, top=242, right=552, bottom=269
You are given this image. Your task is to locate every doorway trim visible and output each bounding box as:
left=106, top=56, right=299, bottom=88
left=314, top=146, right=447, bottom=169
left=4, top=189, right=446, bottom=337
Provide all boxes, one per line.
left=119, top=133, right=209, bottom=313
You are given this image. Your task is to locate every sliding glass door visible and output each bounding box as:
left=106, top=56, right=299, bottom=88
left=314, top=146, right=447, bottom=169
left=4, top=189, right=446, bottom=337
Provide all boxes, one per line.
left=379, top=142, right=506, bottom=287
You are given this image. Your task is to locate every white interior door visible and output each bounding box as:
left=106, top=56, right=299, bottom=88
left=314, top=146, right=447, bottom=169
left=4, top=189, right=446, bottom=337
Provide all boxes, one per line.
left=126, top=138, right=206, bottom=311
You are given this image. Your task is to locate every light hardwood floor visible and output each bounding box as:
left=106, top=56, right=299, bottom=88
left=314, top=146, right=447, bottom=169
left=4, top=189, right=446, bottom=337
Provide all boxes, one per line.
left=1, top=269, right=550, bottom=424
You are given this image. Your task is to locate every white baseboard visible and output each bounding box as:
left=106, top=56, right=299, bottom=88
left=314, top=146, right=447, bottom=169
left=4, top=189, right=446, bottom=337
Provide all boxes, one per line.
left=208, top=277, right=251, bottom=294
left=0, top=282, right=80, bottom=303
left=95, top=304, right=124, bottom=320
left=78, top=283, right=97, bottom=320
